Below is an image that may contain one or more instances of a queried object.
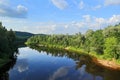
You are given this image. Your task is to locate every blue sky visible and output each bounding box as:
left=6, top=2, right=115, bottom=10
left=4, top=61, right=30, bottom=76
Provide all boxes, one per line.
left=0, top=0, right=120, bottom=34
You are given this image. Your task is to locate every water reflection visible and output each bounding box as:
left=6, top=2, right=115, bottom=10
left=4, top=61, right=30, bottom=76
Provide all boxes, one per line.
left=13, top=59, right=29, bottom=73
left=30, top=46, right=120, bottom=80
left=49, top=67, right=69, bottom=80
left=29, top=46, right=82, bottom=61
left=0, top=46, right=120, bottom=80
left=0, top=43, right=19, bottom=80
left=9, top=59, right=29, bottom=80
left=0, top=58, right=16, bottom=80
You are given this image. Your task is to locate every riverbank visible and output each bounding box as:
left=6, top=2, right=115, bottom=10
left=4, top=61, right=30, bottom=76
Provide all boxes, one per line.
left=34, top=44, right=120, bottom=70
left=64, top=46, right=120, bottom=70
left=65, top=47, right=120, bottom=70
left=93, top=58, right=120, bottom=70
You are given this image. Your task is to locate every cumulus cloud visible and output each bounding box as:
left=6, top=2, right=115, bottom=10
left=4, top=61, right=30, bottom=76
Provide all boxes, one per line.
left=0, top=0, right=28, bottom=18
left=30, top=24, right=56, bottom=34
left=0, top=0, right=9, bottom=5
left=51, top=0, right=68, bottom=10
left=104, top=0, right=120, bottom=6
left=77, top=65, right=86, bottom=79
left=14, top=59, right=29, bottom=73
left=23, top=23, right=56, bottom=34
left=80, top=15, right=120, bottom=30
left=92, top=5, right=102, bottom=10
left=49, top=67, right=69, bottom=80
left=59, top=15, right=120, bottom=33
left=78, top=1, right=101, bottom=10
left=82, top=15, right=91, bottom=22
left=79, top=1, right=85, bottom=9
left=1, top=15, right=120, bottom=34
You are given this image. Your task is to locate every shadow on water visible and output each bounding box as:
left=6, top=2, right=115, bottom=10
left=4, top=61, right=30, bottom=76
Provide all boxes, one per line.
left=30, top=46, right=120, bottom=80
left=0, top=58, right=17, bottom=80
left=0, top=45, right=120, bottom=80
left=0, top=44, right=26, bottom=80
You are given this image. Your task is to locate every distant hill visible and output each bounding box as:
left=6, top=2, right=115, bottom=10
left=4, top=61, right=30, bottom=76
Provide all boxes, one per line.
left=35, top=33, right=47, bottom=36
left=14, top=31, right=34, bottom=45
left=15, top=31, right=34, bottom=38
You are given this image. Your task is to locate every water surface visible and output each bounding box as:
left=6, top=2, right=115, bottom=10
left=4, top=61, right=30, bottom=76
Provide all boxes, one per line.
left=0, top=47, right=120, bottom=80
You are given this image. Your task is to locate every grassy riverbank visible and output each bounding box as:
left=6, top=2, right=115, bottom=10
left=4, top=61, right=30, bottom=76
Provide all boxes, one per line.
left=66, top=46, right=120, bottom=68
left=28, top=43, right=120, bottom=70
left=64, top=47, right=120, bottom=70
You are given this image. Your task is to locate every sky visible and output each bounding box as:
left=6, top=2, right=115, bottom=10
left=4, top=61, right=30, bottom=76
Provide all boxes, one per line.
left=0, top=0, right=120, bottom=34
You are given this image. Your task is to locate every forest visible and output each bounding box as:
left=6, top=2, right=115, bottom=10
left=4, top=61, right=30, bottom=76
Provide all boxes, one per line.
left=26, top=24, right=120, bottom=62
left=0, top=22, right=18, bottom=67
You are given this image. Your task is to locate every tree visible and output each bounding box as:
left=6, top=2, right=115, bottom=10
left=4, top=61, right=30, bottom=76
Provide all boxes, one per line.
left=91, top=30, right=104, bottom=54
left=0, top=22, right=17, bottom=59
left=26, top=23, right=120, bottom=60
left=103, top=26, right=120, bottom=40
left=104, top=37, right=119, bottom=59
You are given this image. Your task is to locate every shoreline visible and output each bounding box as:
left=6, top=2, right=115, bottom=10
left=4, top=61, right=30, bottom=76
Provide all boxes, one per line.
left=64, top=46, right=120, bottom=70
left=28, top=44, right=120, bottom=70
left=93, top=58, right=120, bottom=70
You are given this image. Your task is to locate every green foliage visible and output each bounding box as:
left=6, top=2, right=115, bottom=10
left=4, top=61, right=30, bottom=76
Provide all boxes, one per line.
left=103, top=25, right=120, bottom=40
left=0, top=22, right=17, bottom=60
left=103, top=24, right=120, bottom=59
left=104, top=37, right=119, bottom=59
left=26, top=23, right=120, bottom=61
left=15, top=31, right=34, bottom=45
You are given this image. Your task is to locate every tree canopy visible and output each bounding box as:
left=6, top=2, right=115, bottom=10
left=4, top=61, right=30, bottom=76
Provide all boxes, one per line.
left=0, top=22, right=17, bottom=59
left=26, top=23, right=120, bottom=60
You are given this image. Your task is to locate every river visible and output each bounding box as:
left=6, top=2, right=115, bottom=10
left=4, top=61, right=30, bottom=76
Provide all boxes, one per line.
left=0, top=47, right=120, bottom=80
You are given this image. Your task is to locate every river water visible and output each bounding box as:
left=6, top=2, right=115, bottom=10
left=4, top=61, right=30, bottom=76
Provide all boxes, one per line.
left=0, top=47, right=120, bottom=80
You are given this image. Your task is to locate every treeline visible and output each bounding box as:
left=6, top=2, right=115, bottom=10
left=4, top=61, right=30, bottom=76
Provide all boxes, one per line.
left=15, top=31, right=34, bottom=46
left=0, top=22, right=18, bottom=64
left=26, top=24, right=120, bottom=60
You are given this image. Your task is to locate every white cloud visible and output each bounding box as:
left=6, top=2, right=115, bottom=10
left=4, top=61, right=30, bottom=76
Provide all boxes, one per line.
left=14, top=22, right=57, bottom=34
left=62, top=15, right=120, bottom=33
left=79, top=1, right=85, bottom=9
left=108, top=15, right=120, bottom=24
left=82, top=15, right=91, bottom=22
left=0, top=0, right=28, bottom=18
left=81, top=15, right=120, bottom=29
left=0, top=0, right=9, bottom=6
left=30, top=24, right=56, bottom=34
left=74, top=22, right=85, bottom=28
left=78, top=1, right=101, bottom=10
left=77, top=65, right=86, bottom=79
left=1, top=15, right=120, bottom=34
left=95, top=18, right=105, bottom=25
left=51, top=0, right=68, bottom=10
left=49, top=67, right=69, bottom=80
left=14, top=59, right=29, bottom=73
left=104, top=0, right=120, bottom=6
left=17, top=5, right=28, bottom=14
left=92, top=5, right=102, bottom=10
left=64, top=24, right=69, bottom=29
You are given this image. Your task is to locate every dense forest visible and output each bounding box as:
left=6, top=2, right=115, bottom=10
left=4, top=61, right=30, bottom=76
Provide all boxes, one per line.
left=0, top=22, right=18, bottom=66
left=15, top=31, right=34, bottom=45
left=26, top=24, right=120, bottom=62
left=15, top=31, right=34, bottom=38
